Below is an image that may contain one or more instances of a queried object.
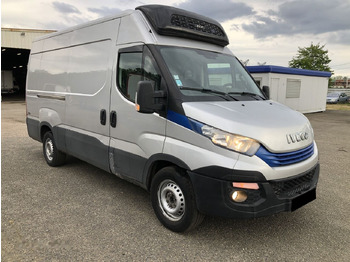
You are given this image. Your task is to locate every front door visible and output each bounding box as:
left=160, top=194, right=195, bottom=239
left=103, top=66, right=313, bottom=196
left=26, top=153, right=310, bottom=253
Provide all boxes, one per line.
left=109, top=44, right=167, bottom=183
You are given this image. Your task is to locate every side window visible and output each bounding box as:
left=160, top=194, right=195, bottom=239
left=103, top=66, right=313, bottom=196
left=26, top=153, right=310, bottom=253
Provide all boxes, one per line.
left=118, top=52, right=142, bottom=102
left=286, top=79, right=301, bottom=98
left=117, top=47, right=161, bottom=103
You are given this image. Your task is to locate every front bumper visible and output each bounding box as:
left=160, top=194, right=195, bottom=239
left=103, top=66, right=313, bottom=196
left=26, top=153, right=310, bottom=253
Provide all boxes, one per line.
left=188, top=163, right=319, bottom=218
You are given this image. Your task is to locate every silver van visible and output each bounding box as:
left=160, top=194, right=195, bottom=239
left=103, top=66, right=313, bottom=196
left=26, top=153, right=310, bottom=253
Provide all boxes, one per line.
left=26, top=5, right=319, bottom=232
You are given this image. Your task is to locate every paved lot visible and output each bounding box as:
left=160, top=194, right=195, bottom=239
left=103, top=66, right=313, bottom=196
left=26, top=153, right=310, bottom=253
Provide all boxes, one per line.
left=2, top=101, right=350, bottom=261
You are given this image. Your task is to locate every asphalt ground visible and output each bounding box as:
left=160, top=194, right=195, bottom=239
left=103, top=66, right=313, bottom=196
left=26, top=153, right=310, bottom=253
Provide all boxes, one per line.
left=1, top=101, right=350, bottom=261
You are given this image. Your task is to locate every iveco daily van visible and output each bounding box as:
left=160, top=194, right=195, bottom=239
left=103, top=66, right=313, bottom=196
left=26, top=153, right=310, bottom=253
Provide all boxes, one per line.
left=26, top=5, right=319, bottom=232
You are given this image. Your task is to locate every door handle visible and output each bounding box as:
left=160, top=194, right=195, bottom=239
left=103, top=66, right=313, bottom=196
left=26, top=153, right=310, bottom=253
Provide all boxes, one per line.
left=110, top=111, right=117, bottom=128
left=100, top=109, right=106, bottom=125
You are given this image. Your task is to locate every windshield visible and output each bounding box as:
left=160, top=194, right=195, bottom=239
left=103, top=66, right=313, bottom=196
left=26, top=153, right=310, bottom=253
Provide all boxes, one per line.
left=158, top=46, right=265, bottom=100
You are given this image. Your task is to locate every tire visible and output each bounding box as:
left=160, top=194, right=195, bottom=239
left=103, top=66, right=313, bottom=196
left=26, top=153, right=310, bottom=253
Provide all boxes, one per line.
left=42, top=131, right=66, bottom=167
left=150, top=166, right=204, bottom=232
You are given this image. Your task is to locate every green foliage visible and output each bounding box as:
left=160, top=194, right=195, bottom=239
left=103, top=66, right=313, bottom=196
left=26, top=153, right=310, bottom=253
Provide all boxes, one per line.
left=289, top=43, right=333, bottom=73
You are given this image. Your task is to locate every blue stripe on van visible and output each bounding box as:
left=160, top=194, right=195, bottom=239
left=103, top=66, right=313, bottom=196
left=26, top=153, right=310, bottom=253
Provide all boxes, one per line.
left=188, top=118, right=204, bottom=134
left=167, top=110, right=192, bottom=129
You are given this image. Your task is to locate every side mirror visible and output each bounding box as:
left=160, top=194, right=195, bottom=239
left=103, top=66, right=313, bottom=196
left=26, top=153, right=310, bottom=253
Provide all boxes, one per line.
left=135, top=81, right=166, bottom=113
left=262, top=85, right=270, bottom=100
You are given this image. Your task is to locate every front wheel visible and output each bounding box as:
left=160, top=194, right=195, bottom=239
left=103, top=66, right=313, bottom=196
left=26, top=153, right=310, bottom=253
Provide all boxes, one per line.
left=150, top=166, right=204, bottom=232
left=42, top=131, right=66, bottom=167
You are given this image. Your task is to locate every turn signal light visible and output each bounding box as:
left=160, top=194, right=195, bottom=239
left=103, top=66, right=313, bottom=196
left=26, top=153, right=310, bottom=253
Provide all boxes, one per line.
left=232, top=182, right=259, bottom=190
left=135, top=104, right=140, bottom=112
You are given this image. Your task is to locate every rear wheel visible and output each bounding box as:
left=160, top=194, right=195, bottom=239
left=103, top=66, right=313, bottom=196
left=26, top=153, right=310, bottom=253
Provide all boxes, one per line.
left=150, top=166, right=204, bottom=232
left=42, top=131, right=66, bottom=167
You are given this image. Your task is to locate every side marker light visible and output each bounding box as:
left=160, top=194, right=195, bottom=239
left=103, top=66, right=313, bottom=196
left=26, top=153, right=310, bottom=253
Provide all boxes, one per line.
left=232, top=182, right=259, bottom=190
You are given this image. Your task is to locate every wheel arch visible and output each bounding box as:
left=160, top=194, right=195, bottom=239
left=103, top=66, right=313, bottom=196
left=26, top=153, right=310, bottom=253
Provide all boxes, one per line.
left=144, top=154, right=191, bottom=191
left=39, top=122, right=66, bottom=152
left=39, top=122, right=53, bottom=141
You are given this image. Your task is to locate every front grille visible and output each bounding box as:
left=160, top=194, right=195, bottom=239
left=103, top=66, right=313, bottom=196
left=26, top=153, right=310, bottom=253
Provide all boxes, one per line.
left=256, top=143, right=314, bottom=167
left=270, top=167, right=316, bottom=198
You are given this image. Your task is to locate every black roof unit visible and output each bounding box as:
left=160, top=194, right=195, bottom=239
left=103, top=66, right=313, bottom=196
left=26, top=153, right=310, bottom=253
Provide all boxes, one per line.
left=136, top=5, right=229, bottom=47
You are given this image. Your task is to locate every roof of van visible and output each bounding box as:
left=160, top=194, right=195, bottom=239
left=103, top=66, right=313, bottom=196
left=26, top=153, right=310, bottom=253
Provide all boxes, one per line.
left=33, top=5, right=229, bottom=47
left=33, top=10, right=134, bottom=42
left=246, top=65, right=332, bottom=78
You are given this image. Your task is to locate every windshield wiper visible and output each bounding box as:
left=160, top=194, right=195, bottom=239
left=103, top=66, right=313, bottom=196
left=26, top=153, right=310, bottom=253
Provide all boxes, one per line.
left=227, top=91, right=265, bottom=100
left=179, top=87, right=237, bottom=101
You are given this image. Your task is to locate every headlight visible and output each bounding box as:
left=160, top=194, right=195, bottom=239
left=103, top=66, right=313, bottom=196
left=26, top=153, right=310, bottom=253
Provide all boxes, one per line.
left=201, top=125, right=260, bottom=156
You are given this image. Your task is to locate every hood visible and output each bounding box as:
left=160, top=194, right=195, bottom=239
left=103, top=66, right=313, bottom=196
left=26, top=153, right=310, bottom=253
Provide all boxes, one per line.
left=182, top=100, right=313, bottom=153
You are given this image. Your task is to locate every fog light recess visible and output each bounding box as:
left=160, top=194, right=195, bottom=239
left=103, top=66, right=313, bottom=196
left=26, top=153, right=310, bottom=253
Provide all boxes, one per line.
left=231, top=191, right=248, bottom=203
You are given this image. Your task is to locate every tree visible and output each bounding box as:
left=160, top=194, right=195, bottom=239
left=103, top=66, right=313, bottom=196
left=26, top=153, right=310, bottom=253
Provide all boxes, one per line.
left=289, top=43, right=333, bottom=73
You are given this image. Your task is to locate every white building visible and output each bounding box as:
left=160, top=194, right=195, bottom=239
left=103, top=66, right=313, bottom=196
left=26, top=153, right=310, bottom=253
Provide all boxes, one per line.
left=247, top=65, right=331, bottom=113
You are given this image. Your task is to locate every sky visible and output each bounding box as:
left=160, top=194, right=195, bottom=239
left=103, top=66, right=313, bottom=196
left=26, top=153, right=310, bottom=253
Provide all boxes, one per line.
left=2, top=0, right=350, bottom=77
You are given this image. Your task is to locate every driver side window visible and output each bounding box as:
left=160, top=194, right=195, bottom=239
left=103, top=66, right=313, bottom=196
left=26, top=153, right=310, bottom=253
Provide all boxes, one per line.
left=117, top=47, right=161, bottom=103
left=118, top=52, right=142, bottom=102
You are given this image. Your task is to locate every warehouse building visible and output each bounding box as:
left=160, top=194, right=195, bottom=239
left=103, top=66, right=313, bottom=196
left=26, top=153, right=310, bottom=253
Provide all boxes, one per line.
left=1, top=28, right=55, bottom=98
left=247, top=65, right=332, bottom=113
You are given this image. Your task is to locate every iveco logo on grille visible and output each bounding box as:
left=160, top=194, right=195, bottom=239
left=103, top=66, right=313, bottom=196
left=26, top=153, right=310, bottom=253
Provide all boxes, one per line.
left=286, top=131, right=309, bottom=144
